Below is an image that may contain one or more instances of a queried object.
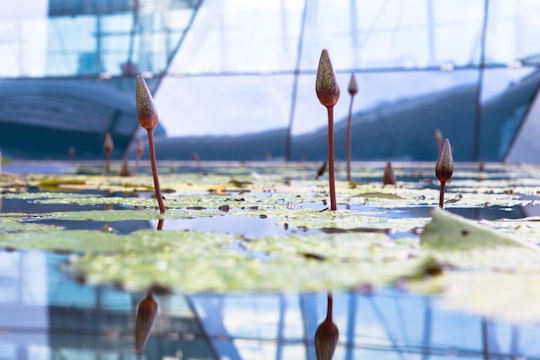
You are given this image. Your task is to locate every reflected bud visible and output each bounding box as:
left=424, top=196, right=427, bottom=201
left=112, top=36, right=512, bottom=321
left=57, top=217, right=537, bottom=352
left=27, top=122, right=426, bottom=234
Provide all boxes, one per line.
left=383, top=161, right=397, bottom=185
left=103, top=132, right=114, bottom=154
left=316, top=49, right=340, bottom=108
left=315, top=317, right=339, bottom=360
left=436, top=138, right=453, bottom=183
left=348, top=73, right=358, bottom=96
left=135, top=292, right=158, bottom=353
left=314, top=293, right=339, bottom=360
left=136, top=75, right=159, bottom=130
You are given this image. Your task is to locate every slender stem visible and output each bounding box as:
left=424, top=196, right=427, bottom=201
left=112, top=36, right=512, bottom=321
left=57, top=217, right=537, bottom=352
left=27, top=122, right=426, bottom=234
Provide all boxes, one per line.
left=326, top=292, right=333, bottom=322
left=157, top=219, right=164, bottom=230
left=327, top=106, right=337, bottom=211
left=147, top=129, right=166, bottom=213
left=439, top=181, right=446, bottom=209
left=106, top=153, right=111, bottom=175
left=346, top=95, right=354, bottom=182
left=134, top=157, right=140, bottom=175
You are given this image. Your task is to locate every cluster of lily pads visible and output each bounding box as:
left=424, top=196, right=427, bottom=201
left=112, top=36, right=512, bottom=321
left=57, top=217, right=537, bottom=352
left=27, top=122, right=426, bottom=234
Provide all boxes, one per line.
left=1, top=161, right=540, bottom=326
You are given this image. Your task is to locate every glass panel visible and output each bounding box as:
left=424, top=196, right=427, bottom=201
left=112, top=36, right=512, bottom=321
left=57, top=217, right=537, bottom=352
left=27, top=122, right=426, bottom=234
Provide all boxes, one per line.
left=485, top=0, right=540, bottom=66
left=0, top=0, right=200, bottom=78
left=155, top=75, right=294, bottom=136
left=300, top=0, right=484, bottom=71
left=479, top=67, right=540, bottom=161
left=291, top=70, right=479, bottom=161
left=168, top=0, right=304, bottom=74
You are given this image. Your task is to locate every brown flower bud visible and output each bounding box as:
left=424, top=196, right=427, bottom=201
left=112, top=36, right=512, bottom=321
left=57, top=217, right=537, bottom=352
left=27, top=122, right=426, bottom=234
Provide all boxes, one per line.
left=103, top=132, right=114, bottom=154
left=436, top=138, right=453, bottom=183
left=348, top=73, right=358, bottom=96
left=383, top=161, right=397, bottom=185
left=315, top=317, right=339, bottom=360
left=316, top=49, right=340, bottom=108
left=136, top=75, right=159, bottom=130
left=135, top=292, right=158, bottom=353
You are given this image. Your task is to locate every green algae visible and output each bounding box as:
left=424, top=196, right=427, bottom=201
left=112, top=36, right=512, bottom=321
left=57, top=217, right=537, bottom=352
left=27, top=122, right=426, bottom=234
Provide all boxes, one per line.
left=2, top=162, right=540, bottom=323
left=67, top=230, right=423, bottom=293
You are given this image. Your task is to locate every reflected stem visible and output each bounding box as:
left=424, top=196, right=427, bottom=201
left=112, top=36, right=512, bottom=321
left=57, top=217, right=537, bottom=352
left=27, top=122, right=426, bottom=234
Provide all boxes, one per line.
left=326, top=292, right=333, bottom=322
left=147, top=129, right=166, bottom=213
left=327, top=106, right=337, bottom=211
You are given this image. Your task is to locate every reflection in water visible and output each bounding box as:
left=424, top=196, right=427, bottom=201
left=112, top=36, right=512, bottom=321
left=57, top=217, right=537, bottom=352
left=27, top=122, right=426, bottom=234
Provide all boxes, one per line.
left=135, top=291, right=158, bottom=353
left=314, top=292, right=339, bottom=360
left=157, top=218, right=164, bottom=230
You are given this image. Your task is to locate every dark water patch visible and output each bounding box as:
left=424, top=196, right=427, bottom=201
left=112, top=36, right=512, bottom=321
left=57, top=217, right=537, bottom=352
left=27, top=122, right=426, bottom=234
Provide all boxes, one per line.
left=0, top=197, right=107, bottom=214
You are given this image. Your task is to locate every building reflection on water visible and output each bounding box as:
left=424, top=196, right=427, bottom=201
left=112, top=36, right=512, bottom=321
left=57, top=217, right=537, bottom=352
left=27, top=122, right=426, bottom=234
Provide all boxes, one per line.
left=2, top=250, right=540, bottom=359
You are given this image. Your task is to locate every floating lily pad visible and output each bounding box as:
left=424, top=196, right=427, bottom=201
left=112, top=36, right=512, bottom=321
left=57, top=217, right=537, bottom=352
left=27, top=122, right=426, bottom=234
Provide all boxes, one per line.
left=0, top=230, right=122, bottom=252
left=67, top=230, right=425, bottom=293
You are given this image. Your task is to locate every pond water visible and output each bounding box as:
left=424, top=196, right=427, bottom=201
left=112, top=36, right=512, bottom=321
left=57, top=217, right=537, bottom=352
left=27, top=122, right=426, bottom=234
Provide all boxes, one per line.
left=1, top=161, right=540, bottom=359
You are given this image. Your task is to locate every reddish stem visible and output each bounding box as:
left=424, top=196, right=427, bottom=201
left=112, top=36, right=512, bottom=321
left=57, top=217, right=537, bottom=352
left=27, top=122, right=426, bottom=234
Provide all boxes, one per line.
left=346, top=95, right=355, bottom=182
left=326, top=292, right=333, bottom=322
left=327, top=106, right=337, bottom=211
left=134, top=156, right=140, bottom=175
left=147, top=129, right=166, bottom=213
left=105, top=153, right=111, bottom=175
left=439, top=181, right=446, bottom=209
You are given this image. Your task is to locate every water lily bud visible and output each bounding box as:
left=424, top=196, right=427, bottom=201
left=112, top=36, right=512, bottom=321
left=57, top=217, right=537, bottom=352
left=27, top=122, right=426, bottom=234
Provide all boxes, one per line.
left=135, top=292, right=158, bottom=353
left=136, top=75, right=159, bottom=130
left=348, top=73, right=358, bottom=96
left=103, top=132, right=114, bottom=154
left=383, top=161, right=397, bottom=185
left=316, top=49, right=340, bottom=108
left=436, top=138, right=453, bottom=183
left=119, top=160, right=130, bottom=177
left=315, top=318, right=339, bottom=360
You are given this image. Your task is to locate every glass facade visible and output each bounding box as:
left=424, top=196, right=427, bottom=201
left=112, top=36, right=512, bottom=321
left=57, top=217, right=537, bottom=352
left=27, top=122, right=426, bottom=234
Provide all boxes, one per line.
left=2, top=0, right=540, bottom=160
left=0, top=0, right=200, bottom=159
left=156, top=0, right=540, bottom=162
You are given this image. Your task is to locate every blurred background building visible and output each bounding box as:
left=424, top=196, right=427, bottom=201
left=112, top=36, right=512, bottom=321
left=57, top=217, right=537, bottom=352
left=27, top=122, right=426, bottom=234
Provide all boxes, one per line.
left=1, top=0, right=540, bottom=162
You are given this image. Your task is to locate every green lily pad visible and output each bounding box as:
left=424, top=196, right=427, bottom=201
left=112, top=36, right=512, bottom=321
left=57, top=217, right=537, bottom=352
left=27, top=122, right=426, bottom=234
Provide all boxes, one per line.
left=421, top=208, right=530, bottom=251
left=41, top=209, right=222, bottom=221
left=0, top=230, right=123, bottom=252
left=67, top=230, right=425, bottom=293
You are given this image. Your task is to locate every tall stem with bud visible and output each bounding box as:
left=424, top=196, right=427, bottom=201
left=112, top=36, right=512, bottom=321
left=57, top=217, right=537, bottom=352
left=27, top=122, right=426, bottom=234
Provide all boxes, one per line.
left=316, top=49, right=340, bottom=211
left=135, top=75, right=166, bottom=214
left=435, top=138, right=454, bottom=208
left=346, top=74, right=358, bottom=182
